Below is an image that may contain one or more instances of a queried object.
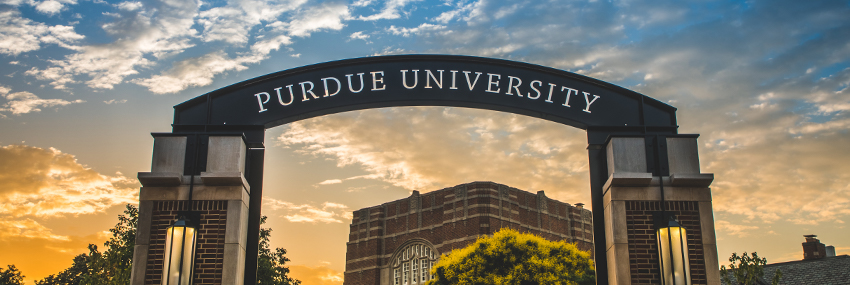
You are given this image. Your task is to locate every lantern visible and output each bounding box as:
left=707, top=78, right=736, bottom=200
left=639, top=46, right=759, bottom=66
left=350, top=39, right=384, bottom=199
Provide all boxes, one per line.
left=656, top=215, right=691, bottom=285
left=163, top=215, right=197, bottom=285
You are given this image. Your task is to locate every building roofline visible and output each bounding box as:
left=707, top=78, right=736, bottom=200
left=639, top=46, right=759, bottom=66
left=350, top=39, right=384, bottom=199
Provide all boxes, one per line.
left=764, top=254, right=850, bottom=268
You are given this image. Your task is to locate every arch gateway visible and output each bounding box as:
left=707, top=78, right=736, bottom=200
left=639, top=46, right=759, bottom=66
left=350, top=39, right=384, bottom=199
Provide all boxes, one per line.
left=131, top=55, right=720, bottom=285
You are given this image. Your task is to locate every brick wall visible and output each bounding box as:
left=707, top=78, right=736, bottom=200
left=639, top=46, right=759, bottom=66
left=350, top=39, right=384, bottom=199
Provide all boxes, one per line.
left=145, top=200, right=228, bottom=285
left=343, top=181, right=594, bottom=285
left=626, top=201, right=706, bottom=285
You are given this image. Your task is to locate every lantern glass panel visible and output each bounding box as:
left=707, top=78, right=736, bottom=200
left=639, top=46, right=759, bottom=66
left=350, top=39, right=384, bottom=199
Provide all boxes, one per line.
left=163, top=225, right=196, bottom=285
left=657, top=226, right=691, bottom=285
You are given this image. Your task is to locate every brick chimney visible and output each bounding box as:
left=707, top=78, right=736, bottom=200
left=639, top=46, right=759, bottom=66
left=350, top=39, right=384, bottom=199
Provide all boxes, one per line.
left=802, top=234, right=827, bottom=260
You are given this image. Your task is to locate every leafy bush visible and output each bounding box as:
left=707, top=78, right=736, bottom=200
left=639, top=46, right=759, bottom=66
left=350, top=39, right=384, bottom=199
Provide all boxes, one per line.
left=427, top=228, right=594, bottom=285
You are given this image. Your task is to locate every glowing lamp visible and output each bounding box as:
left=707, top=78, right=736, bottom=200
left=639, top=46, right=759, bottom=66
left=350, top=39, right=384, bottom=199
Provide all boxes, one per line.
left=656, top=215, right=691, bottom=285
left=163, top=215, right=197, bottom=285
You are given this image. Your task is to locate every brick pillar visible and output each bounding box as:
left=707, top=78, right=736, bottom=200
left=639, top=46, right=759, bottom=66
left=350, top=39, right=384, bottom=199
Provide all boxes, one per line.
left=603, top=137, right=720, bottom=285
left=131, top=135, right=251, bottom=285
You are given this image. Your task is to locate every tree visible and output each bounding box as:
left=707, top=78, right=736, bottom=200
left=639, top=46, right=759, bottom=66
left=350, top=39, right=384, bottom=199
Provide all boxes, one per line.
left=256, top=216, right=301, bottom=285
left=0, top=265, right=25, bottom=285
left=720, top=252, right=782, bottom=285
left=426, top=228, right=595, bottom=285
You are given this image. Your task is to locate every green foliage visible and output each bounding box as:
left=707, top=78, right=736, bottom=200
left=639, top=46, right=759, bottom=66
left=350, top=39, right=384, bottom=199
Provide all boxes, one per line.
left=36, top=204, right=137, bottom=285
left=426, top=228, right=595, bottom=285
left=256, top=216, right=300, bottom=285
left=0, top=265, right=25, bottom=285
left=720, top=252, right=782, bottom=285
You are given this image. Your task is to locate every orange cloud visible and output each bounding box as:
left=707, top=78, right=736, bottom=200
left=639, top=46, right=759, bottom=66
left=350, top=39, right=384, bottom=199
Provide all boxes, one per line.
left=263, top=198, right=352, bottom=224
left=714, top=220, right=760, bottom=238
left=0, top=219, right=69, bottom=241
left=288, top=264, right=344, bottom=285
left=0, top=144, right=138, bottom=218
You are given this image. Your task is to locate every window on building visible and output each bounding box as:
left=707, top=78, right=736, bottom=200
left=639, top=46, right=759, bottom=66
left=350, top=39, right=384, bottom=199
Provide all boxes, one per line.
left=403, top=263, right=409, bottom=285
left=412, top=259, right=419, bottom=283
left=392, top=242, right=439, bottom=285
left=420, top=258, right=427, bottom=282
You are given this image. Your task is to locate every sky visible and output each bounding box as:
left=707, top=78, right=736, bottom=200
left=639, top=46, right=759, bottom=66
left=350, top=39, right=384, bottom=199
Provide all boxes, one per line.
left=0, top=0, right=849, bottom=283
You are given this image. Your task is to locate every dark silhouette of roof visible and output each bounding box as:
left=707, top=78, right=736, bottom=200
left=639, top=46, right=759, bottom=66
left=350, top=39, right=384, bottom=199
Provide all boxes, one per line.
left=763, top=255, right=849, bottom=285
left=721, top=255, right=850, bottom=285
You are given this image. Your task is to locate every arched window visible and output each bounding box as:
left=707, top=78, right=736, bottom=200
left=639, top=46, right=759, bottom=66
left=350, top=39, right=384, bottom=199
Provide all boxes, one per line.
left=391, top=241, right=439, bottom=284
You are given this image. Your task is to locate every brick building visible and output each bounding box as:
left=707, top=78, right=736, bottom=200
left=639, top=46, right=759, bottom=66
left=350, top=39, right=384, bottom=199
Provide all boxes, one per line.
left=343, top=181, right=594, bottom=285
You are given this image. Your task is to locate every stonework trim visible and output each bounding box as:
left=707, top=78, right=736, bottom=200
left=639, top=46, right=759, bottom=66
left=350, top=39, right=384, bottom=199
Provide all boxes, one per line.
left=604, top=185, right=712, bottom=203
left=139, top=185, right=250, bottom=205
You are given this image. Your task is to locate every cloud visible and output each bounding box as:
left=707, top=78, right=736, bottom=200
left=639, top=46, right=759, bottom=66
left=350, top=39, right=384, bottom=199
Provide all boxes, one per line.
left=0, top=145, right=139, bottom=218
left=133, top=1, right=349, bottom=94
left=132, top=51, right=253, bottom=94
left=25, top=0, right=199, bottom=90
left=356, top=0, right=419, bottom=21
left=789, top=118, right=850, bottom=135
left=269, top=2, right=350, bottom=37
left=387, top=23, right=445, bottom=37
left=432, top=0, right=480, bottom=24
left=288, top=264, right=344, bottom=285
left=318, top=179, right=343, bottom=185
left=278, top=107, right=591, bottom=203
left=315, top=174, right=385, bottom=187
left=0, top=10, right=83, bottom=56
left=1, top=91, right=84, bottom=115
left=349, top=31, right=369, bottom=41
left=198, top=0, right=307, bottom=44
left=15, top=0, right=353, bottom=94
left=115, top=1, right=143, bottom=12
left=31, top=0, right=77, bottom=15
left=263, top=198, right=352, bottom=223
left=103, top=99, right=127, bottom=104
left=715, top=220, right=760, bottom=238
left=0, top=219, right=69, bottom=241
